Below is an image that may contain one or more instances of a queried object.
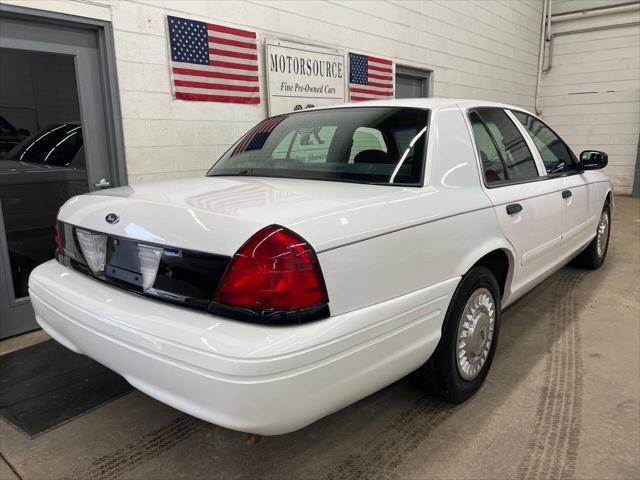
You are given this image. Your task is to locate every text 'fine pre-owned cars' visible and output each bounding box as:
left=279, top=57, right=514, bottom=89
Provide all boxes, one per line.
left=29, top=99, right=612, bottom=435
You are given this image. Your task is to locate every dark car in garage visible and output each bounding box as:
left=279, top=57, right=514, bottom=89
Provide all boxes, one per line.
left=0, top=122, right=86, bottom=297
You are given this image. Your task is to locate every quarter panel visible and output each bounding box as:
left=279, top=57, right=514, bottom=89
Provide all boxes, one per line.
left=319, top=207, right=510, bottom=315
left=583, top=172, right=613, bottom=215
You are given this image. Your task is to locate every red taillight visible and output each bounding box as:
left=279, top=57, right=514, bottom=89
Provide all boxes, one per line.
left=54, top=221, right=64, bottom=256
left=214, top=225, right=328, bottom=311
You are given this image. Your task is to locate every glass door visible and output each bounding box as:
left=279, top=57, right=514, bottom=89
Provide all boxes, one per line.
left=0, top=15, right=116, bottom=338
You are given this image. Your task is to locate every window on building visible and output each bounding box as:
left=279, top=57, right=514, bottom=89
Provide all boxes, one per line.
left=395, top=66, right=430, bottom=98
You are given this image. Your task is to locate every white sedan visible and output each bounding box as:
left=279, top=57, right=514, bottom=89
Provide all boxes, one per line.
left=29, top=99, right=612, bottom=435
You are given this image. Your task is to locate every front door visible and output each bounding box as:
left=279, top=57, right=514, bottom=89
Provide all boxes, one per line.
left=510, top=111, right=592, bottom=257
left=0, top=14, right=115, bottom=338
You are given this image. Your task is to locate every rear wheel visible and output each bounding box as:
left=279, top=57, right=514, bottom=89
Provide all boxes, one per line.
left=572, top=204, right=611, bottom=269
left=419, top=266, right=501, bottom=403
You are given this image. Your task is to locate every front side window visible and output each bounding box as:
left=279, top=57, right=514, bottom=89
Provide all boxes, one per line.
left=512, top=111, right=577, bottom=175
left=469, top=109, right=539, bottom=185
left=208, top=107, right=429, bottom=185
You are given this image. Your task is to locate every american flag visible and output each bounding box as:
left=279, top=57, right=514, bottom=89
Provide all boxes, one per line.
left=231, top=115, right=287, bottom=157
left=167, top=16, right=260, bottom=104
left=348, top=53, right=394, bottom=102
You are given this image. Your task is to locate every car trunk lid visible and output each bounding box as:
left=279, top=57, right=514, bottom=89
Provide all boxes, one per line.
left=59, top=176, right=430, bottom=255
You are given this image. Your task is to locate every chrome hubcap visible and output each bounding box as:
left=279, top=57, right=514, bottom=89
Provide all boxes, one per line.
left=456, top=288, right=496, bottom=381
left=596, top=211, right=609, bottom=258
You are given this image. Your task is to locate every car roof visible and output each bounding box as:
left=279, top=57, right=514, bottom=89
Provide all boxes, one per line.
left=310, top=98, right=534, bottom=116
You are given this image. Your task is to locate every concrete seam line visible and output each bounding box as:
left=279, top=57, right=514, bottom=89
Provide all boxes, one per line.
left=0, top=451, right=23, bottom=480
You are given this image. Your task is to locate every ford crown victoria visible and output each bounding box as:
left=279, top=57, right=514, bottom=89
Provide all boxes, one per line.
left=29, top=99, right=612, bottom=435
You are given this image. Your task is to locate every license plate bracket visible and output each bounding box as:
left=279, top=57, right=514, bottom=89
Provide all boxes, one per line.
left=105, top=238, right=143, bottom=288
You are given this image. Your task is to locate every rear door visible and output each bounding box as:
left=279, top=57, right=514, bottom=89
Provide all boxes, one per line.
left=468, top=108, right=563, bottom=297
left=511, top=111, right=592, bottom=256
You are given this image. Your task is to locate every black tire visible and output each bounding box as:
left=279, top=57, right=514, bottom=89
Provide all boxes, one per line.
left=419, top=266, right=501, bottom=403
left=571, top=204, right=611, bottom=270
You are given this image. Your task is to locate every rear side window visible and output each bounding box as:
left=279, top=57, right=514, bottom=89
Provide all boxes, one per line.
left=469, top=112, right=506, bottom=183
left=512, top=111, right=577, bottom=175
left=469, top=109, right=539, bottom=185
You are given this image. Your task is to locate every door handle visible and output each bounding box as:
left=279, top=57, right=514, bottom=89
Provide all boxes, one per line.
left=506, top=203, right=523, bottom=215
left=94, top=178, right=111, bottom=188
left=562, top=190, right=572, bottom=199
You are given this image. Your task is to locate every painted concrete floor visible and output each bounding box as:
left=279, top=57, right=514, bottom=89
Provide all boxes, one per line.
left=1, top=196, right=638, bottom=480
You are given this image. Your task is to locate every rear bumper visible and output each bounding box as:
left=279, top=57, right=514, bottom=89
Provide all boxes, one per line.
left=29, top=260, right=457, bottom=435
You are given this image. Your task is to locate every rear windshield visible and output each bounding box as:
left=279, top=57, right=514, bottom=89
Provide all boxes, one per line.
left=207, top=107, right=429, bottom=185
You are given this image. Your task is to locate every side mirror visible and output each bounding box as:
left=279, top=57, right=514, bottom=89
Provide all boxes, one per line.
left=579, top=150, right=608, bottom=170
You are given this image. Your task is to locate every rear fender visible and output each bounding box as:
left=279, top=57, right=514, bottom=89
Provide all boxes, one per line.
left=453, top=238, right=517, bottom=306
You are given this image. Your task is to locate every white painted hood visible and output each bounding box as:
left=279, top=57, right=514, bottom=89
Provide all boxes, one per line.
left=58, top=176, right=480, bottom=255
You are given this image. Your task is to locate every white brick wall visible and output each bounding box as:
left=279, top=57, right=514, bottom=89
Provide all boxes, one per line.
left=540, top=0, right=640, bottom=194
left=3, top=0, right=545, bottom=184
left=551, top=0, right=632, bottom=14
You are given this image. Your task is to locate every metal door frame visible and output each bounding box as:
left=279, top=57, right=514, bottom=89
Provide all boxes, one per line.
left=0, top=3, right=126, bottom=185
left=0, top=4, right=126, bottom=338
left=633, top=137, right=639, bottom=197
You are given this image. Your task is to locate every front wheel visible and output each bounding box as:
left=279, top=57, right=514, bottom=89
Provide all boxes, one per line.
left=572, top=204, right=611, bottom=269
left=419, top=266, right=501, bottom=403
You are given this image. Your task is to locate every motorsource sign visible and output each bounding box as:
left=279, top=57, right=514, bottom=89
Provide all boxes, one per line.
left=265, top=39, right=346, bottom=115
